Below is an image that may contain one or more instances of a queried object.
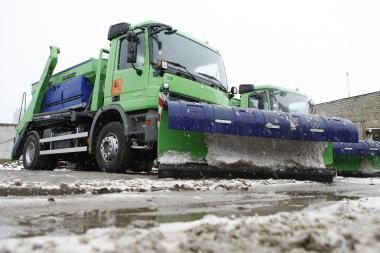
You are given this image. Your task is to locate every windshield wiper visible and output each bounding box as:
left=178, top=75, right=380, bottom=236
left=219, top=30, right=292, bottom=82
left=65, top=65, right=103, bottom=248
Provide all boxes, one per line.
left=196, top=72, right=227, bottom=92
left=165, top=60, right=196, bottom=81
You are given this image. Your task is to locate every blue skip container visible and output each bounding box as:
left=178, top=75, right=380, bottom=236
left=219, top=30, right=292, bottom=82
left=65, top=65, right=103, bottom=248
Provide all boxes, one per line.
left=40, top=76, right=92, bottom=113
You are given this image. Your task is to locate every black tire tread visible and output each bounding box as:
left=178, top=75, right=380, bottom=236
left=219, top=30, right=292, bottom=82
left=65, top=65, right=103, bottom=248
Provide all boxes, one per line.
left=22, top=134, right=57, bottom=171
left=95, top=122, right=133, bottom=173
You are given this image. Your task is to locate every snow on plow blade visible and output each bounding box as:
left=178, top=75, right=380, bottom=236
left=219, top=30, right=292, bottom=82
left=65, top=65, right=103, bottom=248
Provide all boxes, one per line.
left=158, top=99, right=359, bottom=182
left=333, top=140, right=380, bottom=177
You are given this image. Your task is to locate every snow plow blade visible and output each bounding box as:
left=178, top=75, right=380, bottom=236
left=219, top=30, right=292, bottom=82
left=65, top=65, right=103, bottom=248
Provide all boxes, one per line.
left=158, top=99, right=359, bottom=183
left=333, top=141, right=380, bottom=177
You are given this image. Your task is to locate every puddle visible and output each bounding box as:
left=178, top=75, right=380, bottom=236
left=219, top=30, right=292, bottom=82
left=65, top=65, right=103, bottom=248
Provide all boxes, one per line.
left=4, top=191, right=358, bottom=239
left=288, top=191, right=360, bottom=201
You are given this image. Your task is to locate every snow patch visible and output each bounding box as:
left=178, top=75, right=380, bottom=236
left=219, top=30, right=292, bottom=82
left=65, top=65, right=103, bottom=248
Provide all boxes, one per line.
left=0, top=161, right=23, bottom=171
left=358, top=158, right=380, bottom=174
left=205, top=134, right=327, bottom=170
left=76, top=177, right=308, bottom=193
left=334, top=176, right=380, bottom=185
left=0, top=177, right=314, bottom=196
left=158, top=150, right=195, bottom=164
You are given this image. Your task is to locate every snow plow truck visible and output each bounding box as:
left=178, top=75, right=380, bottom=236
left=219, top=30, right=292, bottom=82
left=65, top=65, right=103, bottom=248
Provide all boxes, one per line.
left=12, top=21, right=359, bottom=182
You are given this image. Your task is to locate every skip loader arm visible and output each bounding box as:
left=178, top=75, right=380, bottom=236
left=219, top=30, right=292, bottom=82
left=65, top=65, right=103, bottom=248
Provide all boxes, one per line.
left=16, top=46, right=60, bottom=134
left=11, top=46, right=59, bottom=160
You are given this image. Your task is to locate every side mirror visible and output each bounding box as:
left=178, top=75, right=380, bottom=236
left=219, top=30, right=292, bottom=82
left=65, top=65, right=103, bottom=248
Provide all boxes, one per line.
left=127, top=32, right=138, bottom=63
left=228, top=86, right=238, bottom=99
left=108, top=22, right=130, bottom=41
left=309, top=99, right=316, bottom=114
left=239, top=84, right=255, bottom=94
left=230, top=87, right=237, bottom=95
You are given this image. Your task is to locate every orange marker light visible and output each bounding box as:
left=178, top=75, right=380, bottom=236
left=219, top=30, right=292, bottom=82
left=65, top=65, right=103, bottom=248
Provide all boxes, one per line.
left=112, top=79, right=122, bottom=96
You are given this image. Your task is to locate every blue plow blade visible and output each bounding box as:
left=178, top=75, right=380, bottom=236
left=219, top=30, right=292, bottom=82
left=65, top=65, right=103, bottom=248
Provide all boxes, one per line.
left=166, top=99, right=358, bottom=143
left=333, top=140, right=380, bottom=156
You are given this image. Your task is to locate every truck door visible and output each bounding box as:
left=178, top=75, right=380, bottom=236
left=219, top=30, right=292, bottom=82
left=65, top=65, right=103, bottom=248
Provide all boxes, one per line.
left=109, top=32, right=148, bottom=108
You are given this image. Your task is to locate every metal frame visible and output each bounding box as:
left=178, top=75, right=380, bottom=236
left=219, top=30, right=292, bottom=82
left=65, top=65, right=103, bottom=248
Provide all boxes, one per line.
left=40, top=132, right=88, bottom=143
left=40, top=146, right=87, bottom=155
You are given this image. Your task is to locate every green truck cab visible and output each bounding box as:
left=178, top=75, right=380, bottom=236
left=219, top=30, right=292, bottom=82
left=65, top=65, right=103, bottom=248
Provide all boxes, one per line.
left=13, top=21, right=235, bottom=172
left=232, top=84, right=315, bottom=114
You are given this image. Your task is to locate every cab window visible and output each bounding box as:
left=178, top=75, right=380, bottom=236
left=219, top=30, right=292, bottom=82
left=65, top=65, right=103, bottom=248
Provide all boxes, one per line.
left=118, top=33, right=145, bottom=70
left=248, top=92, right=269, bottom=110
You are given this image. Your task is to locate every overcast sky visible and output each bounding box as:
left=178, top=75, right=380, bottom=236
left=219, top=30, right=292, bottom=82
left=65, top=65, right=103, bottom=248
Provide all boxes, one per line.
left=1, top=0, right=380, bottom=123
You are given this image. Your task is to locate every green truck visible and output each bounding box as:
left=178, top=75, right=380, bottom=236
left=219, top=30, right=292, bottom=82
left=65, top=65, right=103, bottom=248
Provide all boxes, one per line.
left=12, top=21, right=359, bottom=182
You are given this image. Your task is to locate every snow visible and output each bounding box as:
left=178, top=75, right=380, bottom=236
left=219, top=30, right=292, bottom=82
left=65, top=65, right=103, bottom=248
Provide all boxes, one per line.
left=205, top=134, right=328, bottom=170
left=158, top=150, right=196, bottom=164
left=0, top=160, right=23, bottom=171
left=158, top=134, right=328, bottom=171
left=1, top=197, right=380, bottom=253
left=358, top=158, right=379, bottom=173
left=0, top=177, right=315, bottom=196
left=0, top=160, right=74, bottom=172
left=158, top=133, right=330, bottom=173
left=334, top=176, right=380, bottom=185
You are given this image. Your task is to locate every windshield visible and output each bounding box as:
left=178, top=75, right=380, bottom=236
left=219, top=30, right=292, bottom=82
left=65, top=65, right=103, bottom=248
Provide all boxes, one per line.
left=270, top=90, right=310, bottom=114
left=151, top=32, right=228, bottom=89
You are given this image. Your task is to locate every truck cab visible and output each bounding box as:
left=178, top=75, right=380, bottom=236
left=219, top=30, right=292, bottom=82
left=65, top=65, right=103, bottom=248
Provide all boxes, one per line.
left=235, top=84, right=315, bottom=114
left=103, top=21, right=230, bottom=111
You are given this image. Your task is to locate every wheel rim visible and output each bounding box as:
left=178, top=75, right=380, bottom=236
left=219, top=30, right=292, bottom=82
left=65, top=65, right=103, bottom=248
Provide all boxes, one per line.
left=25, top=142, right=36, bottom=165
left=100, top=133, right=119, bottom=162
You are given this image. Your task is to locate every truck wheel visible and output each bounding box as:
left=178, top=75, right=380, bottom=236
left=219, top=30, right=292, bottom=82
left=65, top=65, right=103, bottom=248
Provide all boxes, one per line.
left=95, top=122, right=131, bottom=173
left=22, top=134, right=57, bottom=170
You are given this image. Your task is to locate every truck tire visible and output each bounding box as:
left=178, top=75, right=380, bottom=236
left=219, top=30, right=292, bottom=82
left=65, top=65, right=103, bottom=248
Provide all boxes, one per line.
left=22, top=134, right=57, bottom=170
left=95, top=122, right=132, bottom=173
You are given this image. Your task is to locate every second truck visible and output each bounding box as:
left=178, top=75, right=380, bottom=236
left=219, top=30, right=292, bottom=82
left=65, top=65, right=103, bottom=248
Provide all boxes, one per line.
left=234, top=84, right=380, bottom=177
left=12, top=21, right=359, bottom=182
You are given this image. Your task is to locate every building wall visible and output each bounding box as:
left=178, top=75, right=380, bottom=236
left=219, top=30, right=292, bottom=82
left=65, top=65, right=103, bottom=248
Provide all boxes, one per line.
left=0, top=123, right=16, bottom=159
left=316, top=91, right=380, bottom=139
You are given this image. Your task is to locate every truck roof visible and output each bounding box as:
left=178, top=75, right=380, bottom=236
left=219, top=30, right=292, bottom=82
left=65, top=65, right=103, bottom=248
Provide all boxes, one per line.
left=133, top=20, right=221, bottom=54
left=253, top=84, right=308, bottom=98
